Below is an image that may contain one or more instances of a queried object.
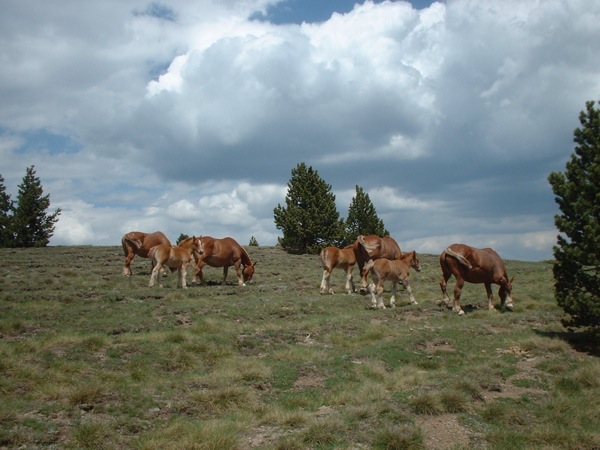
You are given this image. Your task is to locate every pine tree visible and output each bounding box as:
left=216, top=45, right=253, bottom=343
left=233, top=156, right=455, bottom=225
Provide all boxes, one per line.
left=0, top=174, right=14, bottom=247
left=344, top=185, right=389, bottom=245
left=548, top=100, right=600, bottom=329
left=274, top=163, right=344, bottom=254
left=12, top=166, right=61, bottom=247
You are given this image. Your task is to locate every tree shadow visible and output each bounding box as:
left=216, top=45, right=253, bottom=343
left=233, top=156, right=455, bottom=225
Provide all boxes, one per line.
left=534, top=328, right=600, bottom=357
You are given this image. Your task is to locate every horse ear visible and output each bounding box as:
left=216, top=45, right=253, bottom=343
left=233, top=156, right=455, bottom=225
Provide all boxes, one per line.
left=509, top=276, right=515, bottom=284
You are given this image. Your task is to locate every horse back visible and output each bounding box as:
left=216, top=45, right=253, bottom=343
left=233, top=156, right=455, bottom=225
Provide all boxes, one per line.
left=123, top=231, right=171, bottom=258
left=321, top=246, right=355, bottom=270
left=357, top=235, right=402, bottom=264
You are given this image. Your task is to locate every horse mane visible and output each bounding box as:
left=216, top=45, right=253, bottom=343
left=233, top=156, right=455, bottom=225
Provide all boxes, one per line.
left=240, top=246, right=253, bottom=266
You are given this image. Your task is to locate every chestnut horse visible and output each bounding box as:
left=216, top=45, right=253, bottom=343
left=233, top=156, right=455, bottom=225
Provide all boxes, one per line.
left=356, top=235, right=403, bottom=290
left=439, top=243, right=514, bottom=315
left=192, top=236, right=256, bottom=286
left=122, top=231, right=171, bottom=276
left=148, top=236, right=204, bottom=289
left=320, top=243, right=359, bottom=294
left=368, top=251, right=422, bottom=309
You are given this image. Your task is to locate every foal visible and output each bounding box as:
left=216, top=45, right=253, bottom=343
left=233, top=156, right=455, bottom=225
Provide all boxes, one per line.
left=149, top=236, right=204, bottom=288
left=368, top=251, right=422, bottom=309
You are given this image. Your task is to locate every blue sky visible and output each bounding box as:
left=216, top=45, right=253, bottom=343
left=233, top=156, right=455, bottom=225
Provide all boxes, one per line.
left=1, top=0, right=599, bottom=261
left=255, top=0, right=438, bottom=24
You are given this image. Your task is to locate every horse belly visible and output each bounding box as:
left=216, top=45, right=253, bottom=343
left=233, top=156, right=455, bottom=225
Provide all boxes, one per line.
left=205, top=255, right=233, bottom=268
left=462, top=269, right=490, bottom=284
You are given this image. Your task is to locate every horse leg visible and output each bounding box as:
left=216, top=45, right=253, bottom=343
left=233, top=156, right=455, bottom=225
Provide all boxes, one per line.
left=232, top=263, right=245, bottom=286
left=439, top=268, right=452, bottom=308
left=178, top=263, right=189, bottom=289
left=123, top=248, right=134, bottom=276
left=376, top=280, right=386, bottom=309
left=485, top=283, right=494, bottom=310
left=368, top=271, right=380, bottom=309
left=361, top=260, right=375, bottom=290
left=222, top=266, right=230, bottom=285
left=403, top=278, right=418, bottom=305
left=389, top=281, right=397, bottom=308
left=194, top=261, right=207, bottom=286
left=453, top=278, right=465, bottom=315
left=320, top=268, right=333, bottom=294
left=149, top=263, right=163, bottom=288
left=345, top=266, right=355, bottom=294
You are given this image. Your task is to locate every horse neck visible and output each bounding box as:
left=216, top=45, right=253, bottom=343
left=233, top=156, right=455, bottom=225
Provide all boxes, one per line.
left=400, top=252, right=415, bottom=264
left=179, top=238, right=196, bottom=252
left=240, top=246, right=253, bottom=266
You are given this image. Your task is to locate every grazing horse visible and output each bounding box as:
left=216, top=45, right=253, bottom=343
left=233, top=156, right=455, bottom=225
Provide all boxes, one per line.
left=320, top=243, right=359, bottom=294
left=148, top=236, right=204, bottom=289
left=192, top=236, right=256, bottom=286
left=122, top=231, right=171, bottom=276
left=439, top=243, right=514, bottom=315
left=368, top=251, right=422, bottom=309
left=356, top=235, right=403, bottom=289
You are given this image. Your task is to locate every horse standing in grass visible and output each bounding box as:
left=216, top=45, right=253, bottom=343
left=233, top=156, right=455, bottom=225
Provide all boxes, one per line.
left=320, top=243, right=359, bottom=294
left=439, top=243, right=514, bottom=315
left=192, top=236, right=256, bottom=286
left=121, top=231, right=171, bottom=276
left=368, top=251, right=422, bottom=309
left=149, top=236, right=204, bottom=289
left=356, top=235, right=403, bottom=290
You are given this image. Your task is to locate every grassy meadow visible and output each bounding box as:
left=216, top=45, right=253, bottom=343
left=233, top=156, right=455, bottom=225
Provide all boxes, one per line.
left=0, top=245, right=599, bottom=449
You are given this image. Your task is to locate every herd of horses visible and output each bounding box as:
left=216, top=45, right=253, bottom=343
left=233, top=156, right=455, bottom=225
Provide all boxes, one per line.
left=121, top=231, right=256, bottom=288
left=121, top=231, right=514, bottom=316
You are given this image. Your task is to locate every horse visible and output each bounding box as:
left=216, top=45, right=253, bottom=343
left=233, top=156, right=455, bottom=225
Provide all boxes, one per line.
left=121, top=231, right=171, bottom=276
left=368, top=250, right=422, bottom=309
left=319, top=244, right=359, bottom=294
left=439, top=243, right=514, bottom=315
left=356, top=234, right=403, bottom=290
left=192, top=236, right=256, bottom=286
left=148, top=236, right=204, bottom=289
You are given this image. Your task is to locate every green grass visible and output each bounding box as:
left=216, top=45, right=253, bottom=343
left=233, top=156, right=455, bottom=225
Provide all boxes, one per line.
left=0, top=246, right=599, bottom=449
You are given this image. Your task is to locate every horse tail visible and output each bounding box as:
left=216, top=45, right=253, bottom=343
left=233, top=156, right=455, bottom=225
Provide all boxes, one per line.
left=122, top=233, right=143, bottom=254
left=444, top=247, right=473, bottom=270
left=357, top=235, right=378, bottom=253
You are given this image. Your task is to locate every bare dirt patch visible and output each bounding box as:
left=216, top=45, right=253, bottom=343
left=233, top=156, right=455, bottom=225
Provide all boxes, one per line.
left=416, top=414, right=472, bottom=450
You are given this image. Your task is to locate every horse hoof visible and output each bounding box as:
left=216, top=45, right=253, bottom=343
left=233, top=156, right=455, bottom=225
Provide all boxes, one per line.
left=457, top=310, right=465, bottom=316
left=505, top=303, right=514, bottom=311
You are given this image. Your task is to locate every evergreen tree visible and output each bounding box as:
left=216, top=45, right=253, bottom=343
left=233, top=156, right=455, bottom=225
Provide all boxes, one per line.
left=177, top=233, right=190, bottom=244
left=344, top=185, right=389, bottom=245
left=274, top=163, right=344, bottom=254
left=548, top=100, right=600, bottom=329
left=248, top=236, right=259, bottom=246
left=12, top=166, right=61, bottom=247
left=0, top=174, right=14, bottom=247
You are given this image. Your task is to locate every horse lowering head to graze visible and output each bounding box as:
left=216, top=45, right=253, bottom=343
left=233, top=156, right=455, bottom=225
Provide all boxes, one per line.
left=320, top=244, right=358, bottom=295
left=192, top=236, right=256, bottom=286
left=122, top=231, right=171, bottom=276
left=355, top=235, right=403, bottom=290
left=148, top=236, right=204, bottom=289
left=368, top=250, right=421, bottom=309
left=439, top=243, right=514, bottom=315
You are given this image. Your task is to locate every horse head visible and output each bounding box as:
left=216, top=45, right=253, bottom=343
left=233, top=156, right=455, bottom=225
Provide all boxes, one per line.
left=242, top=262, right=256, bottom=283
left=499, top=276, right=514, bottom=310
left=404, top=251, right=422, bottom=272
